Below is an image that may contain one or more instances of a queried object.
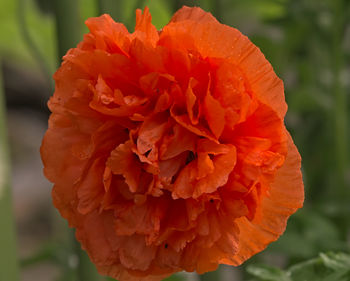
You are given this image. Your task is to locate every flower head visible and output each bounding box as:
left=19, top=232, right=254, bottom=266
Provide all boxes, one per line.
left=41, top=6, right=304, bottom=281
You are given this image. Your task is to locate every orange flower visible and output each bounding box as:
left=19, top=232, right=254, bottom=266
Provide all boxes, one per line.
left=41, top=6, right=304, bottom=281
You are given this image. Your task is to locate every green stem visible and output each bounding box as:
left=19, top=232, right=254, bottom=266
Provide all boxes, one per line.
left=98, top=0, right=123, bottom=21
left=51, top=213, right=75, bottom=281
left=75, top=239, right=103, bottom=281
left=0, top=66, right=20, bottom=280
left=53, top=0, right=82, bottom=61
left=17, top=0, right=54, bottom=92
left=332, top=0, right=348, bottom=199
left=332, top=0, right=349, bottom=245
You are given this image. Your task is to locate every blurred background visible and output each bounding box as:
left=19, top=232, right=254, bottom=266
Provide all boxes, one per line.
left=0, top=0, right=349, bottom=280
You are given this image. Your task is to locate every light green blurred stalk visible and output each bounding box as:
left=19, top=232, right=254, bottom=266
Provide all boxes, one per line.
left=52, top=1, right=102, bottom=280
left=75, top=239, right=103, bottom=281
left=0, top=67, right=20, bottom=280
left=17, top=0, right=54, bottom=91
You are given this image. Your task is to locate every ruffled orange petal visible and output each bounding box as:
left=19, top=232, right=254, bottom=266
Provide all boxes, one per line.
left=160, top=6, right=287, bottom=119
left=170, top=104, right=216, bottom=141
left=158, top=153, right=187, bottom=182
left=107, top=141, right=142, bottom=193
left=172, top=141, right=237, bottom=199
left=77, top=157, right=105, bottom=214
left=119, top=235, right=157, bottom=271
left=185, top=77, right=200, bottom=125
left=159, top=124, right=196, bottom=160
left=84, top=14, right=130, bottom=55
left=229, top=133, right=304, bottom=265
left=136, top=113, right=168, bottom=155
left=193, top=145, right=236, bottom=198
left=132, top=7, right=159, bottom=47
left=203, top=89, right=225, bottom=138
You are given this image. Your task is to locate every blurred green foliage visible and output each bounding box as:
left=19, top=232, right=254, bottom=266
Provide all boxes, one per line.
left=247, top=252, right=350, bottom=281
left=0, top=0, right=349, bottom=280
left=0, top=0, right=56, bottom=71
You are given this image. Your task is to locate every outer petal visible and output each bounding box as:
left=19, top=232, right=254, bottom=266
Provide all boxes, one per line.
left=119, top=235, right=157, bottom=271
left=76, top=157, right=105, bottom=214
left=160, top=6, right=287, bottom=119
left=132, top=7, right=159, bottom=47
left=169, top=6, right=216, bottom=23
left=77, top=211, right=174, bottom=281
left=75, top=210, right=118, bottom=265
left=229, top=132, right=304, bottom=265
left=83, top=14, right=130, bottom=55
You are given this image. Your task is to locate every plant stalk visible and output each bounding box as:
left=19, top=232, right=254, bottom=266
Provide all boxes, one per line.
left=17, top=0, right=54, bottom=92
left=0, top=65, right=20, bottom=281
left=332, top=0, right=348, bottom=200
left=332, top=0, right=349, bottom=245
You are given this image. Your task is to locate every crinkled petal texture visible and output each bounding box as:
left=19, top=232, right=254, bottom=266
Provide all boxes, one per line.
left=41, top=6, right=304, bottom=281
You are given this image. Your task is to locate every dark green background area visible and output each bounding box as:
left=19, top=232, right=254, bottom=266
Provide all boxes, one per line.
left=0, top=0, right=349, bottom=280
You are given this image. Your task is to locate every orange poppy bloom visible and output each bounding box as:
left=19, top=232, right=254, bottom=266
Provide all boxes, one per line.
left=41, top=6, right=304, bottom=281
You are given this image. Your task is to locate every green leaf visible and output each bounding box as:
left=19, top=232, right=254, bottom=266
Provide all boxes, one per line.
left=288, top=257, right=331, bottom=280
left=247, top=253, right=350, bottom=281
left=319, top=252, right=350, bottom=271
left=288, top=252, right=350, bottom=281
left=247, top=264, right=292, bottom=281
